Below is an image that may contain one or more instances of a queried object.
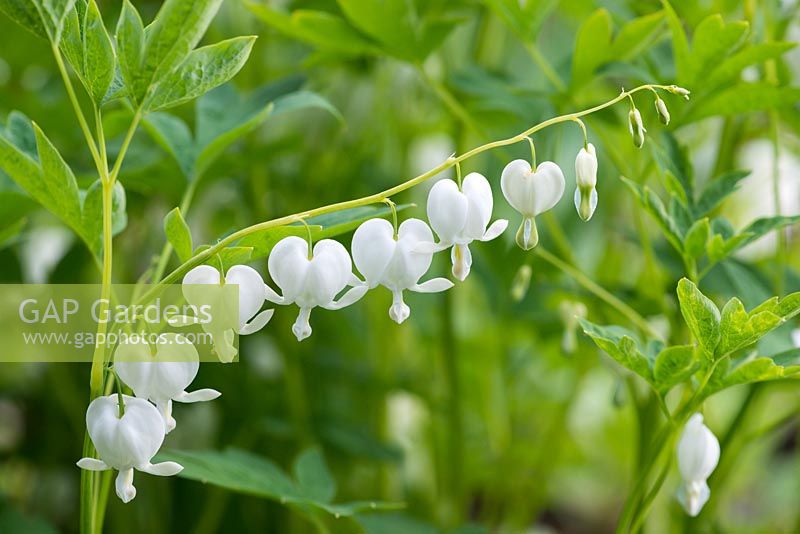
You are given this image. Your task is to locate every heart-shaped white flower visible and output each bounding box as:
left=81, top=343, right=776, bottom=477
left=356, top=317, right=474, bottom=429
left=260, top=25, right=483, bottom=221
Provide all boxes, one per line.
left=500, top=160, right=565, bottom=250
left=182, top=264, right=272, bottom=335
left=266, top=236, right=367, bottom=341
left=426, top=174, right=508, bottom=280
left=352, top=218, right=453, bottom=324
left=114, top=334, right=221, bottom=433
left=676, top=413, right=720, bottom=517
left=77, top=395, right=183, bottom=503
left=574, top=143, right=598, bottom=222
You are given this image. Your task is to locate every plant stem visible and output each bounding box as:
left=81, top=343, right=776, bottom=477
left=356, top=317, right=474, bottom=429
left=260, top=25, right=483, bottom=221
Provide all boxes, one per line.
left=534, top=246, right=658, bottom=339
left=51, top=45, right=103, bottom=170
left=136, top=84, right=675, bottom=306
left=523, top=42, right=567, bottom=92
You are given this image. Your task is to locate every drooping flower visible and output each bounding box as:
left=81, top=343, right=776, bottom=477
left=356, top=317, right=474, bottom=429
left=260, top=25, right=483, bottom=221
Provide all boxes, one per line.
left=425, top=174, right=508, bottom=281
left=114, top=334, right=221, bottom=433
left=500, top=159, right=565, bottom=250
left=77, top=395, right=183, bottom=503
left=574, top=143, right=598, bottom=222
left=676, top=413, right=720, bottom=517
left=182, top=264, right=273, bottom=335
left=352, top=218, right=453, bottom=324
left=655, top=97, right=670, bottom=125
left=266, top=236, right=367, bottom=341
left=628, top=108, right=646, bottom=148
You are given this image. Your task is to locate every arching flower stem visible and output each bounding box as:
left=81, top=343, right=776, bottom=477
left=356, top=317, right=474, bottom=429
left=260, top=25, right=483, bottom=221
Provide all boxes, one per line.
left=135, top=84, right=683, bottom=307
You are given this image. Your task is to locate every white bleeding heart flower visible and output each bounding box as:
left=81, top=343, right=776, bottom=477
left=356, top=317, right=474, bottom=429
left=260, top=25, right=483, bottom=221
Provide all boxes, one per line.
left=628, top=108, right=646, bottom=148
left=352, top=218, right=453, bottom=324
left=655, top=97, right=670, bottom=125
left=266, top=236, right=367, bottom=341
left=676, top=413, right=720, bottom=517
left=182, top=264, right=272, bottom=335
left=425, top=174, right=508, bottom=281
left=500, top=159, right=565, bottom=250
left=77, top=395, right=183, bottom=503
left=574, top=143, right=598, bottom=222
left=114, top=334, right=221, bottom=433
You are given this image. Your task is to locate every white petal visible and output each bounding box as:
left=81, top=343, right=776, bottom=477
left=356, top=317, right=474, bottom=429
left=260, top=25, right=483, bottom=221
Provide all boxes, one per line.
left=575, top=143, right=598, bottom=188
left=450, top=244, right=472, bottom=281
left=225, top=265, right=268, bottom=328
left=77, top=458, right=110, bottom=471
left=174, top=388, right=222, bottom=403
left=351, top=218, right=396, bottom=287
left=139, top=461, right=183, bottom=477
left=481, top=219, right=508, bottom=241
left=292, top=308, right=313, bottom=341
left=411, top=278, right=454, bottom=293
left=115, top=468, right=136, bottom=503
left=388, top=290, right=410, bottom=324
left=267, top=236, right=309, bottom=303
left=383, top=218, right=435, bottom=289
left=531, top=161, right=566, bottom=215
left=264, top=283, right=286, bottom=305
left=182, top=264, right=221, bottom=286
left=239, top=309, right=274, bottom=335
left=461, top=172, right=494, bottom=240
left=156, top=399, right=176, bottom=433
left=324, top=284, right=368, bottom=310
left=501, top=159, right=533, bottom=215
left=305, top=239, right=352, bottom=306
left=677, top=413, right=720, bottom=483
left=426, top=178, right=467, bottom=244
left=678, top=480, right=711, bottom=517
left=215, top=329, right=238, bottom=363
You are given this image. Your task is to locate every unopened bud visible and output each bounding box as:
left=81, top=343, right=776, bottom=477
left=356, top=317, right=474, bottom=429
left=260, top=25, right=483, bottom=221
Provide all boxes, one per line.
left=667, top=85, right=691, bottom=100
left=655, top=97, right=670, bottom=125
left=628, top=108, right=646, bottom=148
left=510, top=264, right=532, bottom=302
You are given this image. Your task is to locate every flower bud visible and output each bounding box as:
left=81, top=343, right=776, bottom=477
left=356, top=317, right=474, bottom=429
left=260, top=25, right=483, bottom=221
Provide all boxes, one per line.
left=628, top=109, right=646, bottom=148
left=559, top=300, right=587, bottom=354
left=510, top=264, right=532, bottom=302
left=655, top=97, right=670, bottom=125
left=667, top=85, right=691, bottom=100
left=676, top=413, right=720, bottom=517
left=574, top=143, right=598, bottom=221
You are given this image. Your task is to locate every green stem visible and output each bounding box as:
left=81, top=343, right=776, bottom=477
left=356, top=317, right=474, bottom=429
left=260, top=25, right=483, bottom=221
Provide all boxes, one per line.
left=628, top=450, right=674, bottom=533
left=136, top=84, right=675, bottom=306
left=523, top=42, right=567, bottom=92
left=51, top=45, right=102, bottom=171
left=440, top=290, right=463, bottom=526
left=534, top=246, right=658, bottom=339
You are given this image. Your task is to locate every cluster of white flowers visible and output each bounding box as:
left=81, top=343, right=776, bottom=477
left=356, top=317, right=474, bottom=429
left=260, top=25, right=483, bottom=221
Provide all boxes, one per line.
left=77, top=140, right=601, bottom=503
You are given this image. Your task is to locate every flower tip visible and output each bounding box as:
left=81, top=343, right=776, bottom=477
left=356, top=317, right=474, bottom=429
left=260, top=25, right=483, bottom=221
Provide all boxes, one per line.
left=515, top=218, right=538, bottom=250
left=389, top=301, right=411, bottom=324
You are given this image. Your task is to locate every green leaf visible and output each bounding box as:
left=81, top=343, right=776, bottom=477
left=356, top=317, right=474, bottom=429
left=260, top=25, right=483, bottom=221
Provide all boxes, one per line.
left=156, top=448, right=402, bottom=517
left=481, top=0, right=557, bottom=40
left=736, top=215, right=800, bottom=250
left=145, top=36, right=257, bottom=112
left=246, top=4, right=377, bottom=56
left=32, top=123, right=83, bottom=233
left=653, top=345, right=698, bottom=393
left=687, top=83, right=800, bottom=122
left=142, top=112, right=195, bottom=178
left=706, top=357, right=787, bottom=396
left=651, top=132, right=694, bottom=211
left=124, top=0, right=224, bottom=104
left=571, top=9, right=612, bottom=88
left=81, top=180, right=127, bottom=254
left=695, top=170, right=749, bottom=216
left=661, top=0, right=690, bottom=84
left=33, top=0, right=77, bottom=43
left=0, top=0, right=48, bottom=38
left=609, top=11, right=665, bottom=61
left=115, top=0, right=145, bottom=103
left=79, top=0, right=115, bottom=103
left=293, top=448, right=336, bottom=504
left=686, top=15, right=748, bottom=86
left=717, top=297, right=782, bottom=357
left=164, top=207, right=193, bottom=262
left=620, top=177, right=683, bottom=253
left=704, top=42, right=796, bottom=92
left=578, top=319, right=652, bottom=382
left=683, top=217, right=709, bottom=259
left=676, top=278, right=721, bottom=359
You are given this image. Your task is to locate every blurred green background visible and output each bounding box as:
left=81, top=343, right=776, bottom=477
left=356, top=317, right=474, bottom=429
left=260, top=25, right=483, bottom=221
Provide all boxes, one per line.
left=1, top=0, right=799, bottom=532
